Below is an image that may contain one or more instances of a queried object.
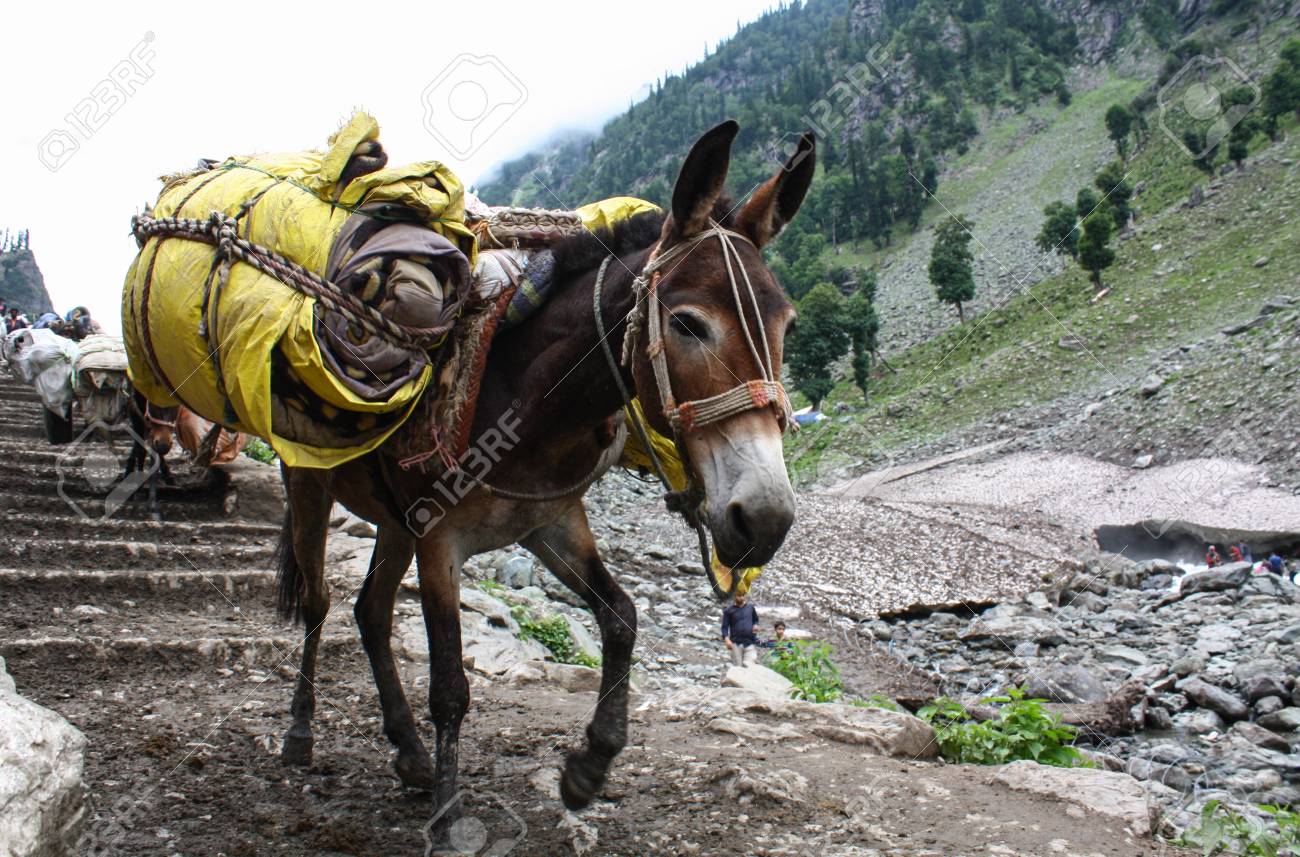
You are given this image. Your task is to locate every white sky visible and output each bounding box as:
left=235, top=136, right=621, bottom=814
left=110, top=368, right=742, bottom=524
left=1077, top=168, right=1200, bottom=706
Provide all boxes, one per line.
left=1, top=1, right=777, bottom=334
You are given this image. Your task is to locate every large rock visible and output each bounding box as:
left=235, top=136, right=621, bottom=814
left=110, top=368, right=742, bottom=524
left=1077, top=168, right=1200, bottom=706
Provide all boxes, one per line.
left=722, top=664, right=795, bottom=699
left=991, top=760, right=1152, bottom=836
left=1179, top=677, right=1249, bottom=722
left=0, top=657, right=86, bottom=857
left=961, top=604, right=1065, bottom=646
left=656, top=686, right=936, bottom=758
left=1258, top=707, right=1300, bottom=732
left=1178, top=562, right=1252, bottom=595
left=1024, top=664, right=1109, bottom=704
left=459, top=586, right=517, bottom=632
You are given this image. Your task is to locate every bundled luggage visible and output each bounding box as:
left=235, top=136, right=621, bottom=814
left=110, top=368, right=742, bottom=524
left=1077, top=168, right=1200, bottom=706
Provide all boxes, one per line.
left=122, top=112, right=478, bottom=468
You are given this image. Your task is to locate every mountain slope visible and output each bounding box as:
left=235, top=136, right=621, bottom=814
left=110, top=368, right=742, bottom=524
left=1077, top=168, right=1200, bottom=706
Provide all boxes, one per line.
left=0, top=247, right=54, bottom=316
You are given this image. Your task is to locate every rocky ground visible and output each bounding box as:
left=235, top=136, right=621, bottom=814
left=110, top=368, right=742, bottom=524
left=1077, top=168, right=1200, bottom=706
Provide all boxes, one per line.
left=0, top=370, right=1204, bottom=857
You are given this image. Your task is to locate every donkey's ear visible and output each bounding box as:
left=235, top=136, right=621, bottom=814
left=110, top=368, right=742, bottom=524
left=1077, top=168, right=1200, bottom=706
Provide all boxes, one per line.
left=735, top=131, right=816, bottom=248
left=667, top=119, right=740, bottom=239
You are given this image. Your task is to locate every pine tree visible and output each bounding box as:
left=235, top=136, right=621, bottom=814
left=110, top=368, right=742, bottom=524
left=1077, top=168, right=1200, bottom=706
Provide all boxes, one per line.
left=1104, top=103, right=1133, bottom=159
left=844, top=286, right=880, bottom=402
left=787, top=283, right=850, bottom=410
left=1094, top=162, right=1133, bottom=230
left=929, top=215, right=977, bottom=323
left=1077, top=211, right=1115, bottom=290
left=1035, top=201, right=1079, bottom=259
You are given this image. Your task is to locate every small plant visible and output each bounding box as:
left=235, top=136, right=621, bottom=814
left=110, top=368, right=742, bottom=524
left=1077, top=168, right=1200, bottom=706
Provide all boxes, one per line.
left=510, top=605, right=600, bottom=668
left=918, top=688, right=1086, bottom=768
left=1178, top=800, right=1300, bottom=856
left=243, top=437, right=278, bottom=465
left=850, top=693, right=903, bottom=712
left=477, top=580, right=505, bottom=596
left=765, top=639, right=843, bottom=702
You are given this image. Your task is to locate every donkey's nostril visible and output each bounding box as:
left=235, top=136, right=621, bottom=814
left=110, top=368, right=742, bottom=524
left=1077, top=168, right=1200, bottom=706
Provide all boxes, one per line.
left=727, top=501, right=756, bottom=546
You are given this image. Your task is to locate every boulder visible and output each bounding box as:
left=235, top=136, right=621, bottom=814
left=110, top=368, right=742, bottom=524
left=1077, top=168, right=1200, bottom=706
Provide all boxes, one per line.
left=1258, top=707, right=1300, bottom=732
left=459, top=586, right=517, bottom=631
left=1179, top=677, right=1248, bottom=722
left=1138, top=375, right=1165, bottom=397
left=0, top=656, right=86, bottom=857
left=961, top=605, right=1065, bottom=647
left=496, top=555, right=536, bottom=589
left=1179, top=563, right=1252, bottom=595
left=1244, top=674, right=1289, bottom=703
left=707, top=716, right=804, bottom=742
left=991, top=761, right=1152, bottom=836
left=1231, top=721, right=1292, bottom=753
left=656, top=686, right=936, bottom=758
left=542, top=663, right=602, bottom=693
left=562, top=615, right=601, bottom=661
left=1024, top=664, right=1109, bottom=704
left=723, top=664, right=795, bottom=700
left=1255, top=696, right=1285, bottom=717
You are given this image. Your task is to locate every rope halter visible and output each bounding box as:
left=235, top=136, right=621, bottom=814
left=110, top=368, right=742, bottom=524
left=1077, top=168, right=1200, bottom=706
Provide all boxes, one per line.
left=620, top=221, right=795, bottom=436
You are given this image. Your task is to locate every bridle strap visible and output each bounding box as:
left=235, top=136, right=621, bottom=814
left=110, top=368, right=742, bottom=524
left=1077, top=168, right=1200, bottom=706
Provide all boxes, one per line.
left=596, top=224, right=794, bottom=599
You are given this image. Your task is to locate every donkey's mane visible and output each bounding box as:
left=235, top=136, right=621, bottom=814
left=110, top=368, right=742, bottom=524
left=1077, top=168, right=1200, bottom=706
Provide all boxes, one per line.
left=548, top=196, right=737, bottom=283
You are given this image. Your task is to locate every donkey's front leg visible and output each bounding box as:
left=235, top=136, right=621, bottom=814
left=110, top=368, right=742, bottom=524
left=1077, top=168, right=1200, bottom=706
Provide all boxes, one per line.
left=523, top=503, right=637, bottom=809
left=414, top=536, right=470, bottom=819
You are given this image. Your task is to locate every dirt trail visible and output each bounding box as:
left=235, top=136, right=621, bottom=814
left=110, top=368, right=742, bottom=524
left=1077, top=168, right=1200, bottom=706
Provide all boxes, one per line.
left=0, top=373, right=1191, bottom=855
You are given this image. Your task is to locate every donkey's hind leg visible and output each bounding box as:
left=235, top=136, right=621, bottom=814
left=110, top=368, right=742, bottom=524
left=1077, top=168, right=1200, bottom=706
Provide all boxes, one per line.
left=276, top=467, right=334, bottom=767
left=522, top=502, right=636, bottom=809
left=354, top=524, right=436, bottom=789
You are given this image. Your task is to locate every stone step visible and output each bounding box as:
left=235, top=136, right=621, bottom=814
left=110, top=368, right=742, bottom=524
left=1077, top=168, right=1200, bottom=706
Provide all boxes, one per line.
left=0, top=631, right=363, bottom=675
left=0, top=537, right=275, bottom=571
left=0, top=480, right=220, bottom=520
left=0, top=510, right=280, bottom=542
left=0, top=566, right=278, bottom=606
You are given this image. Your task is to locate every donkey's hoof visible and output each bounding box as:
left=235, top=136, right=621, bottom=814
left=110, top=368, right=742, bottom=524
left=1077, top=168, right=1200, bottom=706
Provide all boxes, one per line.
left=559, top=755, right=603, bottom=810
left=395, top=751, right=437, bottom=791
left=281, top=731, right=314, bottom=767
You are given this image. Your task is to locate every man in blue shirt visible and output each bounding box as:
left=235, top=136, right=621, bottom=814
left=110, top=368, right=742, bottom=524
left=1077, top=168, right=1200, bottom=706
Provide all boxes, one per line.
left=721, top=591, right=760, bottom=668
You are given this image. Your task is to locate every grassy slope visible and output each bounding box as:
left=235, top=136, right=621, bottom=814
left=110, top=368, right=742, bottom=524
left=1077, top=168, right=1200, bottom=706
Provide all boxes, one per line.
left=789, top=116, right=1300, bottom=485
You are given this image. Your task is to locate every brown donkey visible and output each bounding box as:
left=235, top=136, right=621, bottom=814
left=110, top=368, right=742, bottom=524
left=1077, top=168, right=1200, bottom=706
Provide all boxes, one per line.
left=275, top=120, right=815, bottom=820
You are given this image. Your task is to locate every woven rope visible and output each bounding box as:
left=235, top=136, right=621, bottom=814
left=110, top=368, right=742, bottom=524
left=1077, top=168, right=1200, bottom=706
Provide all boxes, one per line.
left=131, top=212, right=452, bottom=351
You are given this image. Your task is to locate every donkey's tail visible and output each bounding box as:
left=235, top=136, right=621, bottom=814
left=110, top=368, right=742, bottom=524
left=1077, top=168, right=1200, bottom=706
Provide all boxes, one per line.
left=275, top=505, right=304, bottom=624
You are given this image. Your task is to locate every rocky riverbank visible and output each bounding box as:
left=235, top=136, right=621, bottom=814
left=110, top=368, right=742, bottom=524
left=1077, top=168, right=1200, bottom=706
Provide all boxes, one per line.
left=868, top=552, right=1300, bottom=835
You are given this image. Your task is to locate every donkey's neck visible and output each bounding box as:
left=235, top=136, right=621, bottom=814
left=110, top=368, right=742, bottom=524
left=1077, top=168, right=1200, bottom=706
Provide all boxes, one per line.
left=477, top=247, right=651, bottom=445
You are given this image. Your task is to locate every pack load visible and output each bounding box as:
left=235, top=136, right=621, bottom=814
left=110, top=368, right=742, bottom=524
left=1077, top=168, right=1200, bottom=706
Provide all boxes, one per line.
left=122, top=112, right=480, bottom=469
left=73, top=334, right=130, bottom=426
left=5, top=327, right=78, bottom=417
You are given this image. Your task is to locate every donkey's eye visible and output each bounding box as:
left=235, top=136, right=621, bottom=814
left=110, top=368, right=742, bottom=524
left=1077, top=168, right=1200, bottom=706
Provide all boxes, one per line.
left=669, top=313, right=710, bottom=341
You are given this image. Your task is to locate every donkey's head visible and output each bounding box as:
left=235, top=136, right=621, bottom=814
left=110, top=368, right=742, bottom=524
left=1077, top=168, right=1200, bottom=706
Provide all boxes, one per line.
left=631, top=120, right=814, bottom=569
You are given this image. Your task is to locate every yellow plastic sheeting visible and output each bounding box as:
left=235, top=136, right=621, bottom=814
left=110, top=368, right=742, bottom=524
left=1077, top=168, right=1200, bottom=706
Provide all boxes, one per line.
left=122, top=112, right=474, bottom=469
left=575, top=196, right=662, bottom=234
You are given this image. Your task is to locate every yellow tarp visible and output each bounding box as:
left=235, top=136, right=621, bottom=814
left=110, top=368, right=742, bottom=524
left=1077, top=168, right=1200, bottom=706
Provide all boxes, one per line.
left=122, top=112, right=476, bottom=469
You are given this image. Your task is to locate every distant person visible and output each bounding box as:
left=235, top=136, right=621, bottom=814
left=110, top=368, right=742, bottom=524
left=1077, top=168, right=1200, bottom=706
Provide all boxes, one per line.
left=63, top=306, right=102, bottom=341
left=759, top=621, right=793, bottom=655
left=32, top=312, right=64, bottom=334
left=7, top=308, right=28, bottom=331
left=1205, top=545, right=1222, bottom=568
left=1269, top=553, right=1285, bottom=575
left=1228, top=544, right=1243, bottom=563
left=721, top=591, right=760, bottom=668
left=1236, top=541, right=1253, bottom=564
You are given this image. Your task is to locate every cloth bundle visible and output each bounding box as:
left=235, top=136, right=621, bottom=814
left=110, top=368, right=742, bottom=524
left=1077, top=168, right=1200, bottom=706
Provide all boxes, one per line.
left=73, top=334, right=130, bottom=426
left=5, top=328, right=78, bottom=416
left=122, top=112, right=478, bottom=469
